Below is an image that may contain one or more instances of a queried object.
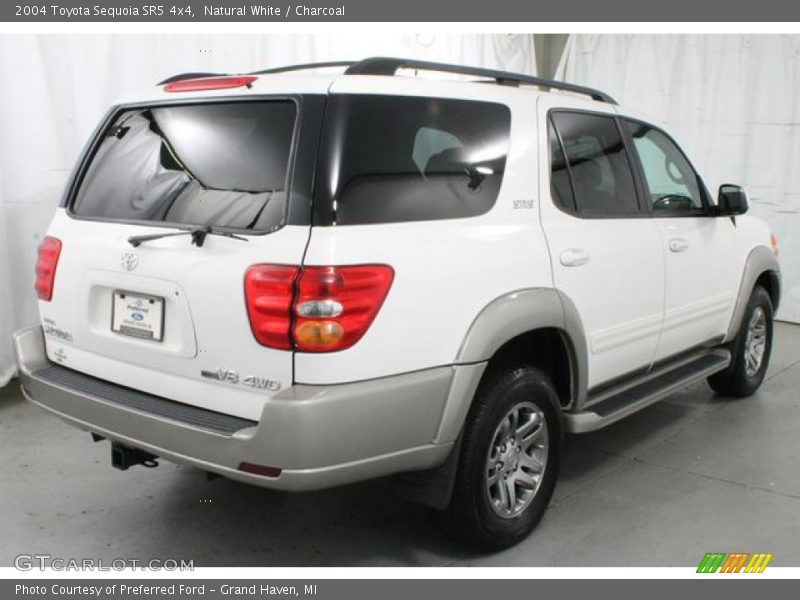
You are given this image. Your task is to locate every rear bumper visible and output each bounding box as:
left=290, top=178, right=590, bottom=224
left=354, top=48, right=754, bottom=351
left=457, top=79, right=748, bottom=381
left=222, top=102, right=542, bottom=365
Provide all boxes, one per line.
left=13, top=326, right=456, bottom=491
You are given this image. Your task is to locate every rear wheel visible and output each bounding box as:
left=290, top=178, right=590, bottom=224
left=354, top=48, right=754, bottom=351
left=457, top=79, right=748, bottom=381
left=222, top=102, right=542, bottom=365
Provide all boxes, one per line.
left=445, top=365, right=561, bottom=550
left=708, top=285, right=773, bottom=397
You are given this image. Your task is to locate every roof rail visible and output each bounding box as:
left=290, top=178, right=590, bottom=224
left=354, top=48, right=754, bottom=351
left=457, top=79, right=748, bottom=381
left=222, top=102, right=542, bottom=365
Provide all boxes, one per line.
left=250, top=61, right=356, bottom=75
left=157, top=57, right=616, bottom=105
left=157, top=62, right=354, bottom=86
left=345, top=57, right=617, bottom=104
left=157, top=72, right=225, bottom=85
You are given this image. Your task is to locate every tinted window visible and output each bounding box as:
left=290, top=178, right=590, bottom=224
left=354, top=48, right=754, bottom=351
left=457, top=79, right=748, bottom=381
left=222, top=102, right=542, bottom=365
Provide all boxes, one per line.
left=550, top=112, right=639, bottom=216
left=315, top=95, right=511, bottom=225
left=72, top=101, right=297, bottom=232
left=548, top=119, right=575, bottom=211
left=625, top=120, right=704, bottom=213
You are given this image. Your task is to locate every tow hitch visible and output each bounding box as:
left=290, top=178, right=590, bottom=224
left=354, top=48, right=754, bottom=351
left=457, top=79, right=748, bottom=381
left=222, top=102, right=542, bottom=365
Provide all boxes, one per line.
left=110, top=442, right=159, bottom=470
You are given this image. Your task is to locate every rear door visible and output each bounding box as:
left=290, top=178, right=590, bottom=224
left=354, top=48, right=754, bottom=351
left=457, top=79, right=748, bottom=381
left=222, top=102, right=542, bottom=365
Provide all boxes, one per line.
left=539, top=100, right=666, bottom=389
left=39, top=96, right=322, bottom=421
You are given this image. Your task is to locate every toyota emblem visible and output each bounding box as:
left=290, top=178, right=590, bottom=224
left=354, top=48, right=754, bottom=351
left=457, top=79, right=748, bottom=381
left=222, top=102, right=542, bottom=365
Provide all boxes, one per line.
left=121, top=252, right=139, bottom=272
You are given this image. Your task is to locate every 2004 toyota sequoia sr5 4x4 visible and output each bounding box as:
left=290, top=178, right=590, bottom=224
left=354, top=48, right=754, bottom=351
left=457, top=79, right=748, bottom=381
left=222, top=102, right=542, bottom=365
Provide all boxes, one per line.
left=14, top=58, right=781, bottom=548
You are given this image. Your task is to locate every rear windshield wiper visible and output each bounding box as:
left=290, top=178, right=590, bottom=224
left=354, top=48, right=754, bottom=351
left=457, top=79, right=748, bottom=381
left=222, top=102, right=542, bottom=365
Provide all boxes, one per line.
left=128, top=226, right=249, bottom=248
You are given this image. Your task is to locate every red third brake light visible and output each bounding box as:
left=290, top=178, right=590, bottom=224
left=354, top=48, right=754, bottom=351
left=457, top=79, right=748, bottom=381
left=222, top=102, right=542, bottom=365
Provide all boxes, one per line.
left=35, top=236, right=62, bottom=301
left=244, top=264, right=394, bottom=352
left=164, top=76, right=258, bottom=93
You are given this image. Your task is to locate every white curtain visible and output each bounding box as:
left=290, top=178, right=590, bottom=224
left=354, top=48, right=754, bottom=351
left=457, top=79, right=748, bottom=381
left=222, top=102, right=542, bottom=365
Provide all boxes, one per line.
left=558, top=34, right=800, bottom=323
left=0, top=34, right=536, bottom=387
left=0, top=170, right=13, bottom=386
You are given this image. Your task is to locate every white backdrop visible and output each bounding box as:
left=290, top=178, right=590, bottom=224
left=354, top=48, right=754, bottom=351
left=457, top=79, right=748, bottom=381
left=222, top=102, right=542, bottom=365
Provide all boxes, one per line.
left=0, top=34, right=536, bottom=386
left=558, top=34, right=800, bottom=324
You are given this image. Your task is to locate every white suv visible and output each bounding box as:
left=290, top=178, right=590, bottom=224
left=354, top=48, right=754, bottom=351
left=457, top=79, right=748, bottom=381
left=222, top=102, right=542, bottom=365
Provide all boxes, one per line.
left=14, top=58, right=780, bottom=549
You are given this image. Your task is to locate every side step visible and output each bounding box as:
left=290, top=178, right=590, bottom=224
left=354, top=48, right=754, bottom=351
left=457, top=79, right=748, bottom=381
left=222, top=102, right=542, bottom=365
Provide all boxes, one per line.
left=564, top=349, right=731, bottom=433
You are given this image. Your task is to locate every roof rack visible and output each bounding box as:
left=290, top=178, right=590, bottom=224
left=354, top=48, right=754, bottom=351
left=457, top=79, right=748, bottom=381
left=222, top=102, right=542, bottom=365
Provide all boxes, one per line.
left=157, top=57, right=616, bottom=105
left=156, top=62, right=354, bottom=86
left=157, top=62, right=356, bottom=86
left=344, top=57, right=617, bottom=104
left=251, top=61, right=356, bottom=75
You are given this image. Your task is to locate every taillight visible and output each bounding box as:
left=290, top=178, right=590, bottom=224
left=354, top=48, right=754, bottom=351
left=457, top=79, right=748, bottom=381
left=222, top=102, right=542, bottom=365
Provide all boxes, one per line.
left=244, top=264, right=300, bottom=350
left=294, top=266, right=394, bottom=352
left=164, top=76, right=257, bottom=93
left=35, top=236, right=62, bottom=301
left=244, top=264, right=394, bottom=353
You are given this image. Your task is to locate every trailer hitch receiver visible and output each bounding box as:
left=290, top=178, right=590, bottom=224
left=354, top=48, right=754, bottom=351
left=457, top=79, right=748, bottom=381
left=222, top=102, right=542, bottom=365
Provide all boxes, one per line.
left=111, top=442, right=159, bottom=470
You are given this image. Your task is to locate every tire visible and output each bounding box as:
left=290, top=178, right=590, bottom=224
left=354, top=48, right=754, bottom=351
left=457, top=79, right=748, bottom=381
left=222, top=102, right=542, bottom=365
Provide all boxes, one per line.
left=708, top=285, right=774, bottom=397
left=445, top=365, right=562, bottom=550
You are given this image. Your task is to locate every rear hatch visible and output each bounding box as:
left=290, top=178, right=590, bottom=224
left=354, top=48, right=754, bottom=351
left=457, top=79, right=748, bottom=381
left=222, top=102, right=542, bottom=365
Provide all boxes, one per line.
left=38, top=93, right=323, bottom=421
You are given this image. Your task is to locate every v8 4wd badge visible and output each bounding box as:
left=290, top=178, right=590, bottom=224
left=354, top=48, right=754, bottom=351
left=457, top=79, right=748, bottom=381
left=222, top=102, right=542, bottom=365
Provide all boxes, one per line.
left=200, top=368, right=281, bottom=391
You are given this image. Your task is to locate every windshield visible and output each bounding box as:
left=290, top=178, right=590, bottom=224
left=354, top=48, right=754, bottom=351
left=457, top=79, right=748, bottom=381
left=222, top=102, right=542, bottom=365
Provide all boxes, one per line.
left=71, top=100, right=297, bottom=232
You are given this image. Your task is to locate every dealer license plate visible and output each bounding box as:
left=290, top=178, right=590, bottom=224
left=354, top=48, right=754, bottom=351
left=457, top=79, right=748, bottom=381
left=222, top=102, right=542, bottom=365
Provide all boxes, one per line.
left=111, top=291, right=165, bottom=342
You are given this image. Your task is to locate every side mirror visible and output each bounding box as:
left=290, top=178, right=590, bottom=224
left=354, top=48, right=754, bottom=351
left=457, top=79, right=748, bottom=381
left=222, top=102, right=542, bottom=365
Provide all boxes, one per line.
left=716, top=184, right=748, bottom=216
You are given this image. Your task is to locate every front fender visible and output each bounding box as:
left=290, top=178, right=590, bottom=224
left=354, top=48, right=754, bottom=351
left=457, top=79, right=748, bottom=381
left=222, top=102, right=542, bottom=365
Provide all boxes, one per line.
left=725, top=246, right=781, bottom=342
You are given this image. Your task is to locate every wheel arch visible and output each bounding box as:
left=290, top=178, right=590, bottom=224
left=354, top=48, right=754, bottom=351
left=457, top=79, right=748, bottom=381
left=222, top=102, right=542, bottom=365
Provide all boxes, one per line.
left=410, top=289, right=587, bottom=511
left=436, top=288, right=588, bottom=446
left=725, top=246, right=781, bottom=343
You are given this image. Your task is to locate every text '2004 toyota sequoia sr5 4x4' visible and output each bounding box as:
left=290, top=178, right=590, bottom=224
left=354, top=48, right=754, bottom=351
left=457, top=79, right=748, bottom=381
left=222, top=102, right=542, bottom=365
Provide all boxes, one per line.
left=14, top=58, right=781, bottom=549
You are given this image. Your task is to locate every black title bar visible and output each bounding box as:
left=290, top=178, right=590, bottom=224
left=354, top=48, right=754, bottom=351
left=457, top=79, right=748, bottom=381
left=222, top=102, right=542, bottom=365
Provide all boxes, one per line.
left=4, top=0, right=800, bottom=22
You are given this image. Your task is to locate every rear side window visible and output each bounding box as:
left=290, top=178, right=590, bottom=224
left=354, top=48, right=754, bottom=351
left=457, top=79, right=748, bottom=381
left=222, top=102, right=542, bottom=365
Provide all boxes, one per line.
left=314, top=95, right=511, bottom=225
left=548, top=120, right=575, bottom=211
left=550, top=112, right=640, bottom=216
left=71, top=101, right=297, bottom=232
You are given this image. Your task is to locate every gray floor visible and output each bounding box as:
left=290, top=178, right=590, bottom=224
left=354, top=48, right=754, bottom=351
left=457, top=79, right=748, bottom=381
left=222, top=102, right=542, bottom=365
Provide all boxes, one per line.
left=2, top=323, right=799, bottom=567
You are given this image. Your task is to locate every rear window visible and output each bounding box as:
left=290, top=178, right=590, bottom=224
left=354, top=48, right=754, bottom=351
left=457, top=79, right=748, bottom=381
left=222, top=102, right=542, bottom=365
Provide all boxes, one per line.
left=314, top=95, right=511, bottom=225
left=71, top=101, right=297, bottom=232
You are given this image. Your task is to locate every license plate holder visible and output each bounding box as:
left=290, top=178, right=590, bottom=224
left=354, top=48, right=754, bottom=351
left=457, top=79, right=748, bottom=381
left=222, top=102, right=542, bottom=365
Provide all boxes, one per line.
left=111, top=290, right=165, bottom=342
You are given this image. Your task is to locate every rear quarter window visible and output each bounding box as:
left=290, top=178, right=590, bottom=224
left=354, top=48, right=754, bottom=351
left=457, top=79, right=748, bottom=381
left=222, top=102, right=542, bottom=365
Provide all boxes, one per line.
left=314, top=95, right=512, bottom=225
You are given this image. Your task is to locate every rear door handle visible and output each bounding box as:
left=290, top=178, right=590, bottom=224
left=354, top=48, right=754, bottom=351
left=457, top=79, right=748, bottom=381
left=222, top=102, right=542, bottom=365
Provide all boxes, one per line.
left=669, top=237, right=689, bottom=253
left=559, top=248, right=590, bottom=267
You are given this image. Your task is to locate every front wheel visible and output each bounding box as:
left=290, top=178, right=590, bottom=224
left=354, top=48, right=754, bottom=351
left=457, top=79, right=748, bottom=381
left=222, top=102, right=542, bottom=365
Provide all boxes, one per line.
left=708, top=285, right=774, bottom=397
left=445, top=365, right=561, bottom=550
